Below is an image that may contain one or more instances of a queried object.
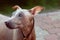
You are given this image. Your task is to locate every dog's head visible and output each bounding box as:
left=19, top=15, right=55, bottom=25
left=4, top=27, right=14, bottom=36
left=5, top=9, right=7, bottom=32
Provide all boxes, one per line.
left=5, top=5, right=44, bottom=29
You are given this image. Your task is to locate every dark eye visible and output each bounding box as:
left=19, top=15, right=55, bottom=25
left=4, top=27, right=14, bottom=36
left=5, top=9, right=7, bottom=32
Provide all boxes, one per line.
left=18, top=13, right=23, bottom=17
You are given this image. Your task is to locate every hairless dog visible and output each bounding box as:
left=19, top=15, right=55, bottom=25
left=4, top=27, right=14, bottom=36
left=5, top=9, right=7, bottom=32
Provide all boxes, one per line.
left=5, top=5, right=44, bottom=40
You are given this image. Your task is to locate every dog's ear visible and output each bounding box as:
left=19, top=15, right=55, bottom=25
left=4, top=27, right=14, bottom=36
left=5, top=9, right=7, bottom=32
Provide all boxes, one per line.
left=12, top=5, right=21, bottom=10
left=29, top=6, right=44, bottom=15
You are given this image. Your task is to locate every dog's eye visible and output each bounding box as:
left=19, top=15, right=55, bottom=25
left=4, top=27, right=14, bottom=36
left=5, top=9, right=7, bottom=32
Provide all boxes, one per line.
left=18, top=13, right=23, bottom=17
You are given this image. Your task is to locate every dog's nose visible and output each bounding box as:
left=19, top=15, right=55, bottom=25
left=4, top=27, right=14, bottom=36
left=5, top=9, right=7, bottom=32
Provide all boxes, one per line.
left=5, top=21, right=10, bottom=28
left=5, top=21, right=9, bottom=26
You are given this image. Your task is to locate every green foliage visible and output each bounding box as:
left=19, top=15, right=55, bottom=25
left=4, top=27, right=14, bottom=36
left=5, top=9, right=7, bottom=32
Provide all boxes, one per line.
left=0, top=0, right=60, bottom=15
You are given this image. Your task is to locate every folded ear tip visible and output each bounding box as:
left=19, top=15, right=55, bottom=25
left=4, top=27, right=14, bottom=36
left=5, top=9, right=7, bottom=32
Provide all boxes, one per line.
left=12, top=5, right=20, bottom=10
left=34, top=6, right=44, bottom=10
left=39, top=6, right=44, bottom=9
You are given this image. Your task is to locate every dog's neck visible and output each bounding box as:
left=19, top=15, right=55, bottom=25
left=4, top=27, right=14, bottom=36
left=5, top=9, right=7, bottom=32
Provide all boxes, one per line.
left=14, top=18, right=34, bottom=40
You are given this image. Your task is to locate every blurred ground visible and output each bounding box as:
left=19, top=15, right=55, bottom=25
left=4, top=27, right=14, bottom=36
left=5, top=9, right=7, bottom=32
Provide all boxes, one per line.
left=0, top=10, right=60, bottom=40
left=35, top=10, right=60, bottom=40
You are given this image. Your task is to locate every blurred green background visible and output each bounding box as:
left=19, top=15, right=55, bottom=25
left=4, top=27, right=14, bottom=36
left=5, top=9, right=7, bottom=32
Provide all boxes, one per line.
left=0, top=0, right=60, bottom=16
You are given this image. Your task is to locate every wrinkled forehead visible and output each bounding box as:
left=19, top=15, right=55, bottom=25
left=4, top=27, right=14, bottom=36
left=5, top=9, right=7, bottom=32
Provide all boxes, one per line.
left=12, top=9, right=31, bottom=16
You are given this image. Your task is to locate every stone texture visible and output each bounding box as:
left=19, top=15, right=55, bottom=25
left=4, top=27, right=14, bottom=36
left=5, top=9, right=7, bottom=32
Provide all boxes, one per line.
left=35, top=10, right=60, bottom=40
left=45, top=34, right=58, bottom=40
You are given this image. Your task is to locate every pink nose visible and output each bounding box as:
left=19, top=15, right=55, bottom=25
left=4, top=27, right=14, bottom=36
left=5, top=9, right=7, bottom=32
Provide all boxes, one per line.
left=5, top=21, right=14, bottom=29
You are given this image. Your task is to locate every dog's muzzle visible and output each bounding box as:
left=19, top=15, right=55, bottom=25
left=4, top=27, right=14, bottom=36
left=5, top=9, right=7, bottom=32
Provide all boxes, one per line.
left=5, top=21, right=16, bottom=29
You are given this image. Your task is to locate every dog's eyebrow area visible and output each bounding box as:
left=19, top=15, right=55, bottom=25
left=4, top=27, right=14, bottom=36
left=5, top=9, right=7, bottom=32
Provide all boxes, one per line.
left=12, top=9, right=31, bottom=17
